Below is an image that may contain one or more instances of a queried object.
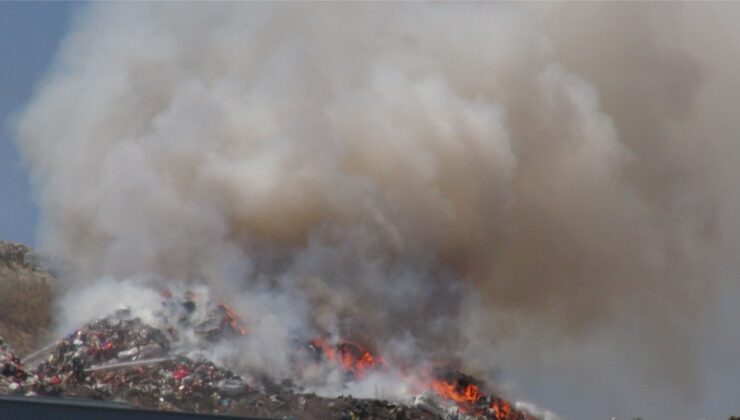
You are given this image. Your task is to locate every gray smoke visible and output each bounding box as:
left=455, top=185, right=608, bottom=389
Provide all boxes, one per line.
left=14, top=2, right=740, bottom=419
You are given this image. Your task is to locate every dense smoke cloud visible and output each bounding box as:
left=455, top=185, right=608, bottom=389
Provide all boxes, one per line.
left=14, top=3, right=740, bottom=419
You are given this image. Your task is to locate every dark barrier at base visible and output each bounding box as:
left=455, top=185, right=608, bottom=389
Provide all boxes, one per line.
left=0, top=395, right=274, bottom=420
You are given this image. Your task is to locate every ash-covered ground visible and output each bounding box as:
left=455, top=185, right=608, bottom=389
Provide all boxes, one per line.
left=0, top=242, right=536, bottom=420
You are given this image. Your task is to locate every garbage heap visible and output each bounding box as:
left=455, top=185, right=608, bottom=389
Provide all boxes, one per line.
left=1, top=303, right=439, bottom=419
left=1, top=290, right=537, bottom=420
left=0, top=335, right=37, bottom=395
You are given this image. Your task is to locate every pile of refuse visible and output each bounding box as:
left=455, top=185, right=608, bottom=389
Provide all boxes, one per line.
left=30, top=316, right=247, bottom=412
left=0, top=297, right=442, bottom=419
left=0, top=335, right=37, bottom=396
left=2, top=323, right=437, bottom=418
left=1, top=289, right=537, bottom=419
left=2, top=313, right=244, bottom=411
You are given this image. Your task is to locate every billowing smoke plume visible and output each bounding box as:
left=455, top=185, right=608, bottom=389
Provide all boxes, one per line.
left=14, top=3, right=740, bottom=419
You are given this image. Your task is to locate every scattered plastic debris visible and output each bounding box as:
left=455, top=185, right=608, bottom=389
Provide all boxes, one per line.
left=1, top=291, right=533, bottom=419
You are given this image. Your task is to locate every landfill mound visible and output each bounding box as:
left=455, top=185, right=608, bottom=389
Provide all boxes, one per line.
left=1, top=314, right=438, bottom=419
left=0, top=241, right=536, bottom=419
left=2, top=304, right=535, bottom=419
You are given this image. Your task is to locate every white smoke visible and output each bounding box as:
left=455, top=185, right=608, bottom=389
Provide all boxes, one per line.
left=14, top=2, right=740, bottom=419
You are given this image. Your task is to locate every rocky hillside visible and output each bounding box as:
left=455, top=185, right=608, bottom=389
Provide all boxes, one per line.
left=0, top=241, right=54, bottom=356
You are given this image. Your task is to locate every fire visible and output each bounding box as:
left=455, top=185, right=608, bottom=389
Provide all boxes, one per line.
left=428, top=373, right=535, bottom=420
left=431, top=379, right=480, bottom=404
left=307, top=336, right=533, bottom=419
left=310, top=338, right=384, bottom=378
left=491, top=398, right=514, bottom=419
left=218, top=303, right=248, bottom=336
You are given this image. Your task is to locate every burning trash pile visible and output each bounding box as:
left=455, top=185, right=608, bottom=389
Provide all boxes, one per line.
left=423, top=371, right=535, bottom=420
left=307, top=339, right=536, bottom=420
left=306, top=338, right=535, bottom=419
left=0, top=290, right=538, bottom=420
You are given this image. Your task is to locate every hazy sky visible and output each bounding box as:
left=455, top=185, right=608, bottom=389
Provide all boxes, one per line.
left=0, top=1, right=80, bottom=245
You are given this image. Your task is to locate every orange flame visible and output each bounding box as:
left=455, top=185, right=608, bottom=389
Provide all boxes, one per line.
left=308, top=336, right=532, bottom=419
left=431, top=379, right=480, bottom=404
left=218, top=303, right=248, bottom=336
left=311, top=338, right=384, bottom=378
left=491, top=398, right=513, bottom=419
left=429, top=376, right=535, bottom=420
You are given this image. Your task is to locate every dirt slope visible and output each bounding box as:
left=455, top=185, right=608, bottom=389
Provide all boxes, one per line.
left=0, top=241, right=54, bottom=356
